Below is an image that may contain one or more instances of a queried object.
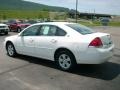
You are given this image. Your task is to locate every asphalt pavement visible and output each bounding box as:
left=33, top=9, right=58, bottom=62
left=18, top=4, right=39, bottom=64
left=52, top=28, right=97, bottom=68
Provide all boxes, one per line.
left=0, top=27, right=120, bottom=90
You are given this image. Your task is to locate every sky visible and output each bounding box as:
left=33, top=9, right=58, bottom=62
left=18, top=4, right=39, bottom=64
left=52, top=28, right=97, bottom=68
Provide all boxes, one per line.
left=23, top=0, right=120, bottom=15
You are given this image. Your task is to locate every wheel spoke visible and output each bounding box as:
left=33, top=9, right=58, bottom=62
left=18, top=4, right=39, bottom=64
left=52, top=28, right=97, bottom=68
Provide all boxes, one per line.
left=64, top=63, right=67, bottom=67
left=61, top=55, right=64, bottom=59
left=65, top=62, right=70, bottom=67
left=59, top=58, right=64, bottom=62
left=66, top=58, right=70, bottom=62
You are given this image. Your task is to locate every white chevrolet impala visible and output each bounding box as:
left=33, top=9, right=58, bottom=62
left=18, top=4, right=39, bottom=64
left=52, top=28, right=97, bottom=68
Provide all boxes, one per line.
left=4, top=22, right=114, bottom=71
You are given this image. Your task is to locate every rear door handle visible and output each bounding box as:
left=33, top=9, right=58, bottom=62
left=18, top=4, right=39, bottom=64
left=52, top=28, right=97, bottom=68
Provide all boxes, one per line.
left=29, top=38, right=34, bottom=43
left=51, top=39, right=57, bottom=43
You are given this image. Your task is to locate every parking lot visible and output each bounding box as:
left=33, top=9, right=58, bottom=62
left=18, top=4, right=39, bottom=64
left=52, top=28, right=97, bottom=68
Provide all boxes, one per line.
left=0, top=26, right=120, bottom=90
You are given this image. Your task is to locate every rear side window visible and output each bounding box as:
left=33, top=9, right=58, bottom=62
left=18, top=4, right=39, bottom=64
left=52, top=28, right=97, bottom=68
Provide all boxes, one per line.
left=40, top=25, right=50, bottom=35
left=66, top=24, right=95, bottom=35
left=38, top=25, right=66, bottom=36
left=56, top=27, right=66, bottom=36
left=48, top=26, right=57, bottom=36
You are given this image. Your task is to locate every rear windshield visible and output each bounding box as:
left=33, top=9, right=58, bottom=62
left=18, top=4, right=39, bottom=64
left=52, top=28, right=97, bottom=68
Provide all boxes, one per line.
left=66, top=24, right=95, bottom=35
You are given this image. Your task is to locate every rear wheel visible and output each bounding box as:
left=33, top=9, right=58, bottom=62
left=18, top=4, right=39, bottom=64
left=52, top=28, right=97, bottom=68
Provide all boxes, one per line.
left=55, top=50, right=76, bottom=71
left=6, top=42, right=17, bottom=57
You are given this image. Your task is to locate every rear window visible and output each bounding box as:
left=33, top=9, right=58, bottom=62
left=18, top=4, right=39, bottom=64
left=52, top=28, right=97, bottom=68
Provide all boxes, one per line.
left=66, top=24, right=95, bottom=35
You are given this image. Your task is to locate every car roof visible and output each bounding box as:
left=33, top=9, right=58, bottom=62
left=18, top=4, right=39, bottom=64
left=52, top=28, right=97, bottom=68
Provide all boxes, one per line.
left=32, top=22, right=76, bottom=26
left=0, top=23, right=7, bottom=26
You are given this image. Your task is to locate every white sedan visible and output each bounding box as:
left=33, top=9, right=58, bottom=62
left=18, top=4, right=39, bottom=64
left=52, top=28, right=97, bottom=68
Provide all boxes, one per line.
left=4, top=22, right=114, bottom=71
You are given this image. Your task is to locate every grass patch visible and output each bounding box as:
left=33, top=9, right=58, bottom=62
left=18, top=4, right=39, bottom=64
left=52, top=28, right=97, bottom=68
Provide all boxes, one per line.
left=0, top=10, right=49, bottom=19
left=109, top=22, right=120, bottom=27
left=79, top=21, right=120, bottom=27
left=78, top=21, right=101, bottom=26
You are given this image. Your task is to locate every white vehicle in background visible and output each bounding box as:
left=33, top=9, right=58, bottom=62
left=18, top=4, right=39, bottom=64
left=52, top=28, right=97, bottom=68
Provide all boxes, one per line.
left=0, top=23, right=9, bottom=35
left=4, top=22, right=114, bottom=71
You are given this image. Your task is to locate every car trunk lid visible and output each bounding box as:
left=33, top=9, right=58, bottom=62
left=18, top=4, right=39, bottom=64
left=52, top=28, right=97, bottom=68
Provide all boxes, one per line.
left=85, top=32, right=113, bottom=48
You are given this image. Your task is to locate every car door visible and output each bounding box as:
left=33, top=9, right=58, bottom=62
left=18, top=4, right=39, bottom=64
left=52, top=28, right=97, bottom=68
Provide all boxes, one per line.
left=35, top=25, right=66, bottom=60
left=16, top=25, right=40, bottom=56
left=10, top=23, right=18, bottom=30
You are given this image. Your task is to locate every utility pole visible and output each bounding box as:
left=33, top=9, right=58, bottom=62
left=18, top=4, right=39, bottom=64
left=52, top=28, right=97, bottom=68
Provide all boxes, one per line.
left=94, top=9, right=95, bottom=16
left=75, top=0, right=78, bottom=23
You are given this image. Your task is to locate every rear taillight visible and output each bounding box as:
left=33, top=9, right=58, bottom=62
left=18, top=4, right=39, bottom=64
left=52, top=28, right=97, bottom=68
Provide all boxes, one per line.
left=89, top=37, right=103, bottom=47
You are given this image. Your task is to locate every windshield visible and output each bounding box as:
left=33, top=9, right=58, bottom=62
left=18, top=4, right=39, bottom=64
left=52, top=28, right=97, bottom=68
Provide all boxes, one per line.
left=66, top=24, right=95, bottom=35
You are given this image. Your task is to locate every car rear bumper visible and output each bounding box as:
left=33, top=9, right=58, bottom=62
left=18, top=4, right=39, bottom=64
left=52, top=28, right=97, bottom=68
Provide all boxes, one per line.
left=76, top=44, right=114, bottom=64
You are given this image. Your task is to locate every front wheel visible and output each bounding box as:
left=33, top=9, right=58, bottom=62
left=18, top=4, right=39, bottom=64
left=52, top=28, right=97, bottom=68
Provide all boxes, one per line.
left=55, top=50, right=76, bottom=71
left=6, top=42, right=17, bottom=57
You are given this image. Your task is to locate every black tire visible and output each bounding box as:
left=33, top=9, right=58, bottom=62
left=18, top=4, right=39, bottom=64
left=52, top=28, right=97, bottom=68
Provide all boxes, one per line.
left=17, top=28, right=21, bottom=33
left=4, top=32, right=8, bottom=35
left=55, top=50, right=76, bottom=71
left=6, top=42, right=17, bottom=57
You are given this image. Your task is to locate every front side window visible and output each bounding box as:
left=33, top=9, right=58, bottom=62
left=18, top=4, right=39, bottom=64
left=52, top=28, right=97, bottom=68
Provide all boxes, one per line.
left=21, top=25, right=40, bottom=36
left=66, top=24, right=95, bottom=35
